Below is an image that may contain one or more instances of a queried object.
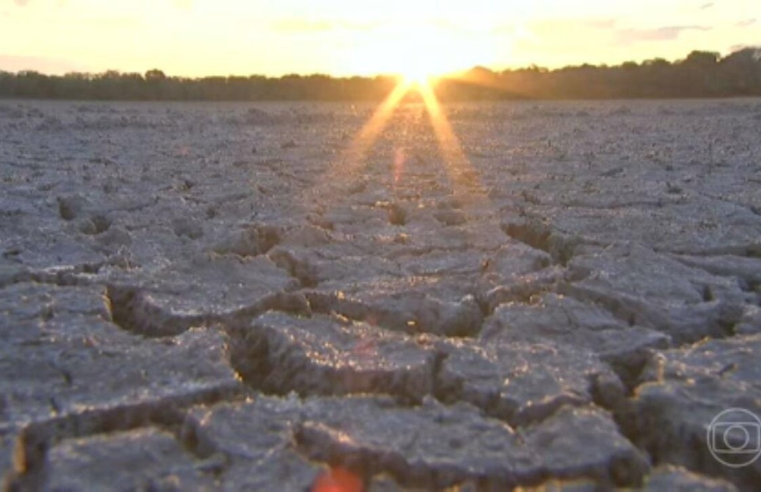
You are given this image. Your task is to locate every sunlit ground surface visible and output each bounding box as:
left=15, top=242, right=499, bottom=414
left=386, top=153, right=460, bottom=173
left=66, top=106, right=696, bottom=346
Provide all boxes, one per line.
left=1, top=97, right=761, bottom=490
left=312, top=76, right=493, bottom=226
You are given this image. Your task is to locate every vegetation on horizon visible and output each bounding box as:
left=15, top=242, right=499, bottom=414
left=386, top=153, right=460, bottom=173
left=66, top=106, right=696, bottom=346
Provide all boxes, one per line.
left=1, top=48, right=760, bottom=101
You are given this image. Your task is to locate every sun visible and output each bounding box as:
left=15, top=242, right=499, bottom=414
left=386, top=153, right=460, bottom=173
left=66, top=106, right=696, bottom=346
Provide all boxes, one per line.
left=382, top=42, right=446, bottom=86
left=346, top=22, right=482, bottom=81
left=401, top=65, right=436, bottom=86
left=392, top=47, right=451, bottom=88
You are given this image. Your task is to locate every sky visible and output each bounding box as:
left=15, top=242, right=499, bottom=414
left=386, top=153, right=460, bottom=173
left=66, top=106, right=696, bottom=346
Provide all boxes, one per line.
left=0, top=0, right=758, bottom=77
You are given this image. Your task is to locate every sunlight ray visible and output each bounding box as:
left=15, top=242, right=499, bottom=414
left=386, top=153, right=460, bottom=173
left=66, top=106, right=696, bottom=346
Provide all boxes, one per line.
left=348, top=79, right=412, bottom=164
left=305, top=79, right=411, bottom=208
left=307, top=76, right=493, bottom=216
left=417, top=82, right=489, bottom=203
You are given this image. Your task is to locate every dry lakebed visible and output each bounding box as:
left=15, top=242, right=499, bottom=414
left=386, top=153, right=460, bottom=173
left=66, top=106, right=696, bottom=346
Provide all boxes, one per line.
left=1, top=99, right=761, bottom=490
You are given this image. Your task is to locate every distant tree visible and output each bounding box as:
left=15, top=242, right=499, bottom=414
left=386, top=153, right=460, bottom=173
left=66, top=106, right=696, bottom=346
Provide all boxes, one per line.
left=720, top=47, right=761, bottom=95
left=643, top=58, right=671, bottom=68
left=145, top=69, right=166, bottom=81
left=1, top=47, right=759, bottom=101
left=683, top=50, right=720, bottom=67
left=678, top=51, right=722, bottom=96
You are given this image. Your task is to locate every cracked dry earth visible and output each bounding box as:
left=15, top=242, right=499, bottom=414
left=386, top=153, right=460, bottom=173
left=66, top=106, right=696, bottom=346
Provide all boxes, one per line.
left=1, top=99, right=760, bottom=491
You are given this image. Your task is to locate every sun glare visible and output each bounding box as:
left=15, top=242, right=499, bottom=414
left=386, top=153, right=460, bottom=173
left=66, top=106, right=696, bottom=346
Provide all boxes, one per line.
left=345, top=21, right=490, bottom=80
left=311, top=19, right=495, bottom=211
left=313, top=47, right=490, bottom=214
left=385, top=47, right=448, bottom=85
left=402, top=67, right=435, bottom=86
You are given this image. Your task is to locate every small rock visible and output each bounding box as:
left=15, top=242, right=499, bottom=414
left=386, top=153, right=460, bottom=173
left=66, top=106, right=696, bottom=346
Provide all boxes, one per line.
left=387, top=203, right=407, bottom=226
left=212, top=223, right=281, bottom=256
left=172, top=217, right=203, bottom=239
left=77, top=214, right=112, bottom=235
left=97, top=226, right=132, bottom=247
left=434, top=208, right=467, bottom=226
left=57, top=194, right=91, bottom=221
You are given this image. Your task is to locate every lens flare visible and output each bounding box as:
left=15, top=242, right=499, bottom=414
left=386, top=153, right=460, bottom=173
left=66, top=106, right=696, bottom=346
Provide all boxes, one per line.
left=307, top=70, right=488, bottom=212
left=311, top=467, right=363, bottom=492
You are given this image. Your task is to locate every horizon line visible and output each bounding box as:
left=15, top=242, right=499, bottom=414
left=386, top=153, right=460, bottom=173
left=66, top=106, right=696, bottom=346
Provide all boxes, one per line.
left=3, top=46, right=759, bottom=80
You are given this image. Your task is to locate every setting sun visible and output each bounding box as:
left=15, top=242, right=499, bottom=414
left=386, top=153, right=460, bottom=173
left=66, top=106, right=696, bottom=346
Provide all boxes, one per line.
left=343, top=21, right=497, bottom=78
left=402, top=67, right=436, bottom=86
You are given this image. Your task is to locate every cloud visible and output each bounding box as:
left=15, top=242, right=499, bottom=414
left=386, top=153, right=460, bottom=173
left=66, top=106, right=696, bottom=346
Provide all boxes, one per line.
left=10, top=0, right=73, bottom=7
left=172, top=0, right=192, bottom=10
left=0, top=54, right=88, bottom=74
left=700, top=2, right=714, bottom=9
left=496, top=17, right=617, bottom=40
left=528, top=18, right=618, bottom=34
left=616, top=25, right=711, bottom=44
left=736, top=18, right=757, bottom=28
left=586, top=19, right=617, bottom=29
left=274, top=19, right=334, bottom=33
left=273, top=18, right=380, bottom=34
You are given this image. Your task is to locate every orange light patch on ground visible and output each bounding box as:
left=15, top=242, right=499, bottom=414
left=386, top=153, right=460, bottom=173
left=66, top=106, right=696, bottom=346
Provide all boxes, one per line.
left=311, top=467, right=364, bottom=492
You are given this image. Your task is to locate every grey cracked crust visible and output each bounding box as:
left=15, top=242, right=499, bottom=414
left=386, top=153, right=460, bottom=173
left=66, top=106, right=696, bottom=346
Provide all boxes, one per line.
left=2, top=99, right=760, bottom=490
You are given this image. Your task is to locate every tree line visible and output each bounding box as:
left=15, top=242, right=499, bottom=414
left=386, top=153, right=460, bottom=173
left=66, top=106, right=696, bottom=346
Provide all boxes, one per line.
left=1, top=48, right=759, bottom=101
